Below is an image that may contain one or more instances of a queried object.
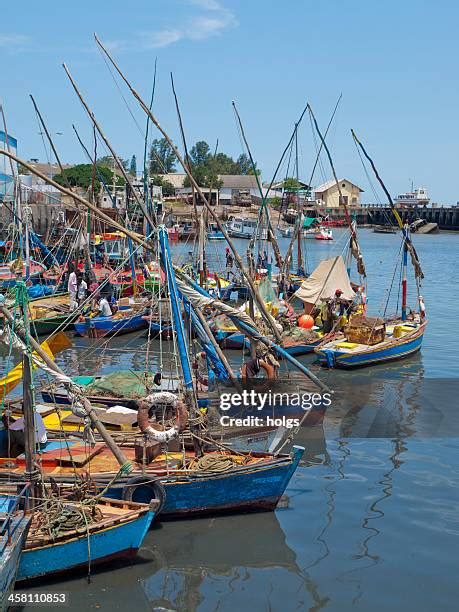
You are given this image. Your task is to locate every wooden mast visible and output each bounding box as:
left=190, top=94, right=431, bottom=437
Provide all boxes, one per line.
left=308, top=104, right=366, bottom=278
left=93, top=34, right=282, bottom=342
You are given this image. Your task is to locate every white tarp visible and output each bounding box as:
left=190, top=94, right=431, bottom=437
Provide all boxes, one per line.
left=293, top=255, right=355, bottom=305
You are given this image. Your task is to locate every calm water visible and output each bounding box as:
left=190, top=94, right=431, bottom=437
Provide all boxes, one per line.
left=8, top=229, right=459, bottom=611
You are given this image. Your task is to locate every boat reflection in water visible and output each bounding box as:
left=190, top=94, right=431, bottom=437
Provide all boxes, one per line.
left=141, top=512, right=328, bottom=611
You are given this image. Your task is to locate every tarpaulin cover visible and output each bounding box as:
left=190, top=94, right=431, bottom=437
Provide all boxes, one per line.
left=293, top=255, right=355, bottom=305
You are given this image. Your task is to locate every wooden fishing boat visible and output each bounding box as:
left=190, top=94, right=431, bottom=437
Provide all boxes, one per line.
left=0, top=491, right=31, bottom=608
left=0, top=445, right=304, bottom=519
left=74, top=305, right=148, bottom=338
left=315, top=320, right=426, bottom=368
left=26, top=293, right=78, bottom=335
left=16, top=497, right=156, bottom=582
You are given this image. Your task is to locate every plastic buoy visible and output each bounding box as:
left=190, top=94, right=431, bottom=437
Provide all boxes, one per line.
left=298, top=314, right=314, bottom=329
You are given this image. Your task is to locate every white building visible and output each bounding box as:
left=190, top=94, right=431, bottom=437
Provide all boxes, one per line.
left=218, top=175, right=260, bottom=205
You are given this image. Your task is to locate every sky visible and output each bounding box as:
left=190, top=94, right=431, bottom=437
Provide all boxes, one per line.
left=1, top=0, right=458, bottom=203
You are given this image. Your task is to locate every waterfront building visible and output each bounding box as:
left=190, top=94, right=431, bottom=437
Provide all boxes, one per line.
left=313, top=178, right=363, bottom=208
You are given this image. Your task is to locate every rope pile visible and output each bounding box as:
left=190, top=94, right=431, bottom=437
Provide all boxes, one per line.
left=32, top=498, right=103, bottom=539
left=187, top=454, right=245, bottom=473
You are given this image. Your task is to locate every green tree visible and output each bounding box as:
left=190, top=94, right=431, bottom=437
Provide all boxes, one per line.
left=235, top=153, right=252, bottom=174
left=54, top=164, right=124, bottom=192
left=282, top=177, right=301, bottom=191
left=149, top=138, right=176, bottom=174
left=151, top=175, right=175, bottom=197
left=189, top=141, right=211, bottom=167
left=129, top=154, right=137, bottom=176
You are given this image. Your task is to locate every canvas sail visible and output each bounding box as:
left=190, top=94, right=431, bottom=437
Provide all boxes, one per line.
left=293, top=255, right=355, bottom=307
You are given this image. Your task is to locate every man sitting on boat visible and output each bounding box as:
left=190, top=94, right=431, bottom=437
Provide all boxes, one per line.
left=96, top=295, right=113, bottom=318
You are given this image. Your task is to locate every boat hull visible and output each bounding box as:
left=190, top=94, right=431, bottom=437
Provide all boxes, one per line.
left=107, top=446, right=304, bottom=518
left=315, top=328, right=425, bottom=368
left=16, top=505, right=154, bottom=582
left=74, top=313, right=148, bottom=338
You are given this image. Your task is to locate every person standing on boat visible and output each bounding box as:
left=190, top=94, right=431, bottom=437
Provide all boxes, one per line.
left=354, top=285, right=367, bottom=315
left=418, top=295, right=426, bottom=320
left=77, top=272, right=88, bottom=306
left=67, top=264, right=78, bottom=311
left=225, top=248, right=234, bottom=280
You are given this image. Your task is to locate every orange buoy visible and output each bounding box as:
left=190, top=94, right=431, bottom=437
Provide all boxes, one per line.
left=298, top=314, right=314, bottom=330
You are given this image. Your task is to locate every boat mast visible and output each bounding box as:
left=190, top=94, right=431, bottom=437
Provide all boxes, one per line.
left=62, top=63, right=156, bottom=232
left=351, top=129, right=424, bottom=320
left=93, top=36, right=282, bottom=341
left=17, top=283, right=41, bottom=510
left=308, top=105, right=366, bottom=278
left=0, top=105, right=27, bottom=276
left=144, top=58, right=157, bottom=236
left=294, top=124, right=303, bottom=274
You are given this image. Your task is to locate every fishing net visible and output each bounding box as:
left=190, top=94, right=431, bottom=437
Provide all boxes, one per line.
left=86, top=370, right=155, bottom=399
left=281, top=327, right=319, bottom=343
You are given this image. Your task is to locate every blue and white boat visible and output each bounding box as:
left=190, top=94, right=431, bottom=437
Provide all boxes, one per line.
left=226, top=217, right=267, bottom=240
left=207, top=223, right=225, bottom=240
left=315, top=321, right=426, bottom=368
left=74, top=306, right=148, bottom=338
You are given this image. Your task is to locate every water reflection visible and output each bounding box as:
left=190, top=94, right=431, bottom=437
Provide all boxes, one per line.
left=141, top=513, right=329, bottom=611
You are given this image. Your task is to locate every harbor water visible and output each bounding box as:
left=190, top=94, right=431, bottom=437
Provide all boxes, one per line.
left=5, top=229, right=459, bottom=611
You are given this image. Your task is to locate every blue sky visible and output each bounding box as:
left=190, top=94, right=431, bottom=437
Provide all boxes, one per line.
left=1, top=0, right=458, bottom=203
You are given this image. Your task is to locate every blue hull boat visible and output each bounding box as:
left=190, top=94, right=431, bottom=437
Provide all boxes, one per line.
left=106, top=446, right=305, bottom=518
left=221, top=332, right=321, bottom=356
left=74, top=310, right=148, bottom=338
left=1, top=493, right=31, bottom=608
left=315, top=322, right=426, bottom=368
left=16, top=498, right=156, bottom=583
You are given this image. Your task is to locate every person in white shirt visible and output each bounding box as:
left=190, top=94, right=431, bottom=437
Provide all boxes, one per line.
left=98, top=296, right=112, bottom=317
left=77, top=273, right=88, bottom=305
left=68, top=266, right=78, bottom=310
left=418, top=295, right=426, bottom=320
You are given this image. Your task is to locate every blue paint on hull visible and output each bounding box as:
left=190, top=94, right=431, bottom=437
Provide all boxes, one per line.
left=74, top=313, right=147, bottom=337
left=16, top=508, right=154, bottom=582
left=222, top=333, right=320, bottom=356
left=316, top=333, right=424, bottom=368
left=108, top=446, right=304, bottom=518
